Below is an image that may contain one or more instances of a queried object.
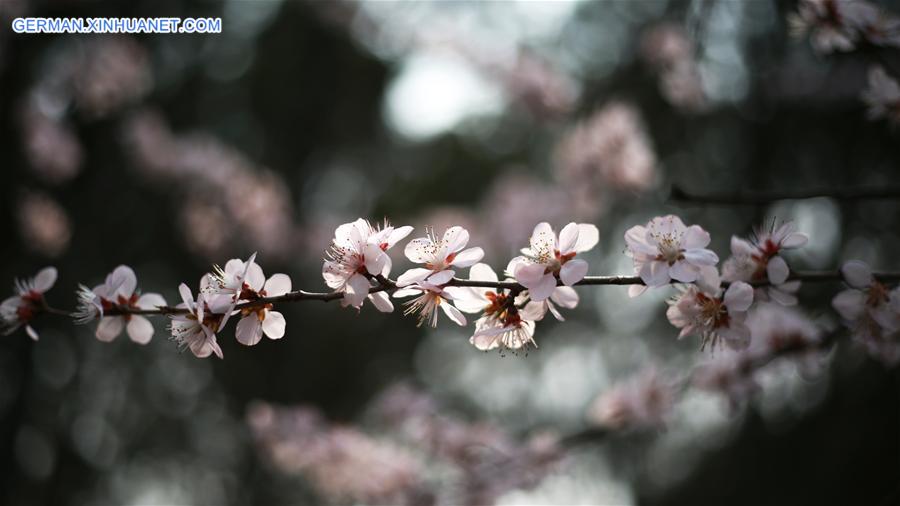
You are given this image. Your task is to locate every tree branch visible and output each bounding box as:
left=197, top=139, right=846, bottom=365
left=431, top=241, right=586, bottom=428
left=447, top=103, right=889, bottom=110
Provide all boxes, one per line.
left=669, top=184, right=900, bottom=205
left=42, top=270, right=900, bottom=320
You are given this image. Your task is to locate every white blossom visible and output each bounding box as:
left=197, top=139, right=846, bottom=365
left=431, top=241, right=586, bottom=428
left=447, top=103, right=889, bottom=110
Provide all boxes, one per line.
left=323, top=219, right=412, bottom=312
left=788, top=0, right=878, bottom=53
left=233, top=266, right=292, bottom=347
left=74, top=265, right=166, bottom=344
left=587, top=367, right=677, bottom=430
left=452, top=263, right=538, bottom=352
left=666, top=272, right=755, bottom=350
left=393, top=281, right=466, bottom=328
left=510, top=222, right=599, bottom=302
left=625, top=215, right=718, bottom=296
left=169, top=283, right=234, bottom=359
left=396, top=226, right=483, bottom=287
left=832, top=260, right=900, bottom=364
left=862, top=66, right=900, bottom=125
left=0, top=267, right=57, bottom=340
left=722, top=222, right=808, bottom=305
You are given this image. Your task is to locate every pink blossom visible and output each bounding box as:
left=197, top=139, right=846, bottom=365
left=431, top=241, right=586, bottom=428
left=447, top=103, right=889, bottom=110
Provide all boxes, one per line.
left=396, top=226, right=483, bottom=287
left=862, top=66, right=900, bottom=125
left=510, top=222, right=599, bottom=301
left=229, top=264, right=292, bottom=347
left=0, top=267, right=57, bottom=340
left=625, top=215, right=719, bottom=296
left=168, top=283, right=232, bottom=359
left=322, top=218, right=412, bottom=311
left=666, top=275, right=755, bottom=350
left=394, top=280, right=467, bottom=328
left=74, top=265, right=166, bottom=345
left=722, top=221, right=808, bottom=305
left=832, top=261, right=900, bottom=364
left=587, top=367, right=677, bottom=430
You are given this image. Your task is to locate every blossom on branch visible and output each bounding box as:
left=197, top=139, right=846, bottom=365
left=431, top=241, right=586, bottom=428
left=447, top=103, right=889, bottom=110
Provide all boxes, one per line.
left=396, top=226, right=483, bottom=287
left=510, top=222, right=599, bottom=301
left=722, top=221, right=808, bottom=305
left=832, top=260, right=900, bottom=364
left=394, top=280, right=467, bottom=328
left=862, top=66, right=900, bottom=125
left=453, top=263, right=538, bottom=352
left=666, top=272, right=755, bottom=350
left=169, top=283, right=233, bottom=359
left=0, top=266, right=57, bottom=340
left=587, top=366, right=677, bottom=430
left=788, top=0, right=881, bottom=53
left=74, top=265, right=166, bottom=344
left=322, top=218, right=412, bottom=311
left=625, top=215, right=718, bottom=297
left=233, top=269, right=292, bottom=347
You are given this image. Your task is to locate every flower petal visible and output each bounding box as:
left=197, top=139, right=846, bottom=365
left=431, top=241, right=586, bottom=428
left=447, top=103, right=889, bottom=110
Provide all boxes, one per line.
left=109, top=265, right=137, bottom=297
left=126, top=315, right=154, bottom=344
left=426, top=269, right=455, bottom=286
left=560, top=259, right=588, bottom=286
left=469, top=263, right=499, bottom=283
left=244, top=263, right=266, bottom=292
left=669, top=261, right=699, bottom=283
left=832, top=289, right=865, bottom=320
left=33, top=267, right=58, bottom=293
left=683, top=248, right=719, bottom=266
left=628, top=284, right=648, bottom=298
left=575, top=224, right=599, bottom=253
left=344, top=273, right=370, bottom=308
left=520, top=301, right=548, bottom=321
left=550, top=286, right=579, bottom=308
left=515, top=263, right=547, bottom=288
left=450, top=247, right=484, bottom=268
left=529, top=274, right=558, bottom=301
left=781, top=232, right=808, bottom=249
left=264, top=274, right=292, bottom=297
left=624, top=226, right=656, bottom=255
left=441, top=226, right=470, bottom=255
left=178, top=283, right=194, bottom=309
left=724, top=282, right=754, bottom=312
left=404, top=238, right=437, bottom=264
left=766, top=256, right=790, bottom=284
left=262, top=311, right=286, bottom=339
left=368, top=292, right=394, bottom=313
left=95, top=316, right=124, bottom=342
left=363, top=243, right=388, bottom=276
left=529, top=222, right=556, bottom=256
left=236, top=315, right=263, bottom=346
left=134, top=292, right=165, bottom=310
left=440, top=301, right=467, bottom=326
left=558, top=222, right=580, bottom=255
left=386, top=226, right=414, bottom=249
left=639, top=260, right=670, bottom=287
left=841, top=260, right=873, bottom=289
left=682, top=225, right=711, bottom=249
left=396, top=268, right=433, bottom=287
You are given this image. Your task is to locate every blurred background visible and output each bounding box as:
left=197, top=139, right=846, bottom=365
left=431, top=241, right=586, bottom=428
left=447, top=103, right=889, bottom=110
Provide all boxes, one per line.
left=1, top=0, right=900, bottom=504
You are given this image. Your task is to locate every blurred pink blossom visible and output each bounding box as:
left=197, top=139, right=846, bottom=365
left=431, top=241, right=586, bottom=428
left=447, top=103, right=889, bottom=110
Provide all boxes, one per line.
left=587, top=366, right=678, bottom=431
left=16, top=191, right=72, bottom=258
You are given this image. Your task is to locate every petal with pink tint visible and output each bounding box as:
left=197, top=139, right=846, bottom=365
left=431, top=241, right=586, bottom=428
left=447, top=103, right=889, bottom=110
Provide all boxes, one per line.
left=33, top=267, right=58, bottom=293
left=682, top=225, right=711, bottom=249
left=96, top=316, right=124, bottom=342
left=264, top=274, right=292, bottom=297
left=558, top=222, right=580, bottom=254
left=262, top=311, right=286, bottom=339
left=560, top=259, right=588, bottom=286
left=529, top=274, right=558, bottom=302
left=368, top=291, right=394, bottom=313
left=137, top=293, right=166, bottom=310
left=426, top=269, right=455, bottom=286
left=126, top=315, right=154, bottom=344
left=841, top=260, right=873, bottom=289
left=724, top=282, right=754, bottom=312
left=236, top=315, right=262, bottom=346
left=766, top=256, right=790, bottom=284
left=396, top=268, right=433, bottom=287
left=450, top=247, right=484, bottom=268
left=440, top=302, right=467, bottom=326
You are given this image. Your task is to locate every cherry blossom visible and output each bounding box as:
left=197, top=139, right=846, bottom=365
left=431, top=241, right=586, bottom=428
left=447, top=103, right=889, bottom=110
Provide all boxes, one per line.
left=692, top=352, right=760, bottom=407
left=74, top=265, right=167, bottom=344
left=394, top=280, right=467, bottom=328
left=722, top=222, right=808, bottom=305
left=788, top=0, right=878, bottom=53
left=452, top=263, right=538, bottom=351
left=205, top=252, right=259, bottom=300
left=234, top=268, right=292, bottom=347
left=666, top=274, right=755, bottom=350
left=396, top=226, right=483, bottom=287
left=625, top=215, right=718, bottom=296
left=862, top=66, right=900, bottom=125
left=322, top=218, right=412, bottom=311
left=510, top=222, right=599, bottom=301
left=0, top=267, right=57, bottom=340
left=587, top=367, right=677, bottom=430
left=169, top=283, right=232, bottom=359
left=832, top=260, right=900, bottom=363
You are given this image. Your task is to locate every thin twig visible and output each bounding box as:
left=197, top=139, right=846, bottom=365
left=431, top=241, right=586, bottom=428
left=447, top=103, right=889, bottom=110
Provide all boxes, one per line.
left=669, top=184, right=900, bottom=205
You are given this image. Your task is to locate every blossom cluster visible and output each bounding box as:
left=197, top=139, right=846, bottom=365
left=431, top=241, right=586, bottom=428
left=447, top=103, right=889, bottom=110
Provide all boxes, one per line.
left=2, top=213, right=897, bottom=369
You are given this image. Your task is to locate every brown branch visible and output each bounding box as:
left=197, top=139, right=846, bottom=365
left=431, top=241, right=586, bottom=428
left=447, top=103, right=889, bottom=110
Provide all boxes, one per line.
left=669, top=184, right=900, bottom=206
